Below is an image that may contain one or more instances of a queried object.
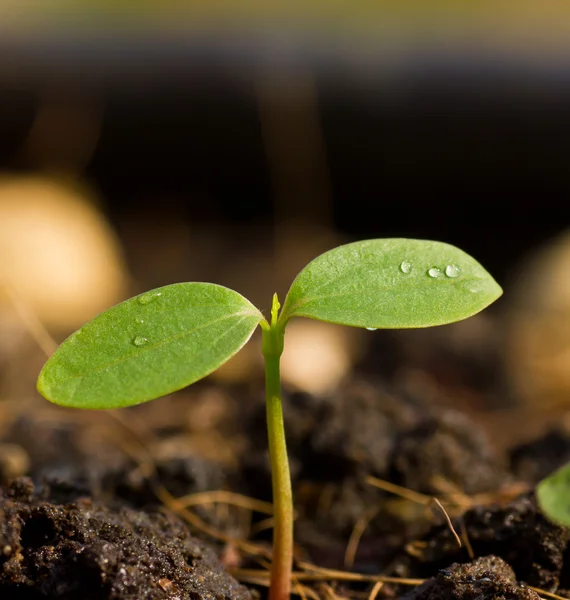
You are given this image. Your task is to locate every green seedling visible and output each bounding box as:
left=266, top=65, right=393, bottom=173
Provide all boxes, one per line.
left=37, top=238, right=502, bottom=600
left=537, top=462, right=570, bottom=526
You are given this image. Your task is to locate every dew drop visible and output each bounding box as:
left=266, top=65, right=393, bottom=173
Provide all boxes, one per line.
left=138, top=292, right=162, bottom=306
left=399, top=260, right=412, bottom=274
left=366, top=327, right=377, bottom=331
left=445, top=264, right=460, bottom=278
left=132, top=336, right=148, bottom=347
left=135, top=318, right=145, bottom=324
left=428, top=267, right=442, bottom=278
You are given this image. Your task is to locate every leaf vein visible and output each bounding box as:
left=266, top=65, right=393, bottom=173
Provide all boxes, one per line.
left=56, top=309, right=260, bottom=385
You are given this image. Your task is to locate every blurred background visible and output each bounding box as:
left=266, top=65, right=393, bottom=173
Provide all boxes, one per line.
left=1, top=2, right=570, bottom=445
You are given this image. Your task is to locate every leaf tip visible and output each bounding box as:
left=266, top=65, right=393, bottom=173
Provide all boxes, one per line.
left=536, top=463, right=570, bottom=527
left=271, top=292, right=281, bottom=325
left=36, top=364, right=56, bottom=405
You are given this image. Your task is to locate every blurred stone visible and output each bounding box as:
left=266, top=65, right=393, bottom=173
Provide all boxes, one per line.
left=214, top=307, right=360, bottom=395
left=205, top=223, right=364, bottom=390
left=402, top=555, right=540, bottom=600
left=506, top=231, right=570, bottom=409
left=280, top=319, right=359, bottom=395
left=0, top=176, right=127, bottom=331
left=0, top=443, right=30, bottom=481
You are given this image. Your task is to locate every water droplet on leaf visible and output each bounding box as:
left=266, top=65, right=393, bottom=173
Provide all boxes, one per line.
left=366, top=327, right=377, bottom=331
left=399, top=260, right=412, bottom=274
left=428, top=267, right=442, bottom=278
left=132, top=336, right=148, bottom=347
left=135, top=318, right=145, bottom=324
left=138, top=292, right=162, bottom=306
left=445, top=264, right=460, bottom=278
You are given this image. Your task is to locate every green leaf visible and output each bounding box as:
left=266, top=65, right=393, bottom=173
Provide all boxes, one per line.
left=537, top=463, right=570, bottom=526
left=280, top=239, right=502, bottom=328
left=37, top=283, right=263, bottom=409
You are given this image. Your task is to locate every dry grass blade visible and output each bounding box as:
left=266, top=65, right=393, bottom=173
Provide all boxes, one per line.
left=405, top=540, right=428, bottom=559
left=431, top=497, right=461, bottom=549
left=458, top=517, right=475, bottom=560
left=237, top=574, right=320, bottom=600
left=232, top=567, right=424, bottom=586
left=321, top=582, right=347, bottom=600
left=367, top=581, right=384, bottom=600
left=367, top=475, right=529, bottom=514
left=365, top=476, right=431, bottom=505
left=172, top=490, right=274, bottom=515
left=3, top=280, right=58, bottom=357
left=249, top=516, right=277, bottom=536
left=103, top=410, right=158, bottom=477
left=301, top=584, right=321, bottom=600
left=295, top=576, right=326, bottom=600
left=430, top=475, right=473, bottom=509
left=293, top=575, right=309, bottom=600
left=344, top=504, right=380, bottom=569
left=528, top=588, right=570, bottom=600
left=155, top=483, right=273, bottom=558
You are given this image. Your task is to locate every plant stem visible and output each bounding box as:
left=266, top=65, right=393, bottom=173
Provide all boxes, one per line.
left=261, top=295, right=292, bottom=600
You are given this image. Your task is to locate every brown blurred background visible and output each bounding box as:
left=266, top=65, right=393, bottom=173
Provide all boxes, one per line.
left=1, top=3, right=570, bottom=423
left=1, top=3, right=569, bottom=274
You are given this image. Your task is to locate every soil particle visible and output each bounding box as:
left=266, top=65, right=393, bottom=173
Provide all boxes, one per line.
left=390, top=409, right=508, bottom=495
left=289, top=380, right=506, bottom=496
left=307, top=381, right=419, bottom=479
left=243, top=380, right=425, bottom=547
left=401, top=555, right=540, bottom=600
left=103, top=455, right=233, bottom=506
left=392, top=493, right=570, bottom=592
left=1, top=408, right=245, bottom=537
left=245, top=381, right=419, bottom=489
left=0, top=477, right=251, bottom=600
left=0, top=416, right=95, bottom=482
left=246, top=380, right=506, bottom=546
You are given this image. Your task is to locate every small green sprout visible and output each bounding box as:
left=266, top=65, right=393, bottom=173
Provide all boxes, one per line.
left=537, top=462, right=570, bottom=526
left=37, top=238, right=502, bottom=600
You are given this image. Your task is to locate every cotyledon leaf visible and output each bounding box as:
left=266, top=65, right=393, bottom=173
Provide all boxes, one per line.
left=37, top=283, right=263, bottom=409
left=537, top=463, right=570, bottom=526
left=280, top=239, right=502, bottom=328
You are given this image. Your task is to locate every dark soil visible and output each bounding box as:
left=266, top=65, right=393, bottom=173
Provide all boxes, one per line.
left=0, top=477, right=251, bottom=600
left=1, top=360, right=570, bottom=598
left=389, top=493, right=570, bottom=591
left=244, top=378, right=510, bottom=563
left=401, top=555, right=540, bottom=600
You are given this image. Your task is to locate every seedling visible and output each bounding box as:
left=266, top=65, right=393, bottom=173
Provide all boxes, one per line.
left=37, top=238, right=502, bottom=600
left=537, top=462, right=570, bottom=526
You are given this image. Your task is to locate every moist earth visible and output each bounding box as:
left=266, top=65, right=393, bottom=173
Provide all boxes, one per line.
left=0, top=477, right=251, bottom=600
left=0, top=377, right=569, bottom=598
left=401, top=556, right=541, bottom=600
left=389, top=493, right=570, bottom=592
